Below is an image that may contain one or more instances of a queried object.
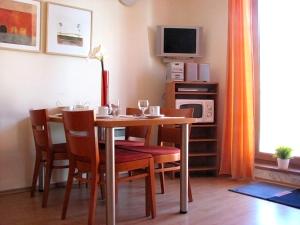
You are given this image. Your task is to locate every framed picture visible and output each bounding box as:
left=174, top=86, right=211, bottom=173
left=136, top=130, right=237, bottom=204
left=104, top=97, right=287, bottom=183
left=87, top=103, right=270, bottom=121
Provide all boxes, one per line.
left=46, top=3, right=92, bottom=57
left=0, top=0, right=41, bottom=52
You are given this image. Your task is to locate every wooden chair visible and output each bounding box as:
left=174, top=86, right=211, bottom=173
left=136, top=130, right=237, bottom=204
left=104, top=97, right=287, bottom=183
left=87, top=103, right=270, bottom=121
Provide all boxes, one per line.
left=119, top=108, right=193, bottom=202
left=98, top=107, right=152, bottom=192
left=29, top=109, right=69, bottom=208
left=158, top=108, right=193, bottom=201
left=61, top=110, right=156, bottom=225
left=115, top=108, right=152, bottom=147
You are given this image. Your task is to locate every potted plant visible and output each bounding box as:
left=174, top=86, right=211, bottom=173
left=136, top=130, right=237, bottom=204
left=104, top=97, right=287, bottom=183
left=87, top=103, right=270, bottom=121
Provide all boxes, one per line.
left=274, top=146, right=293, bottom=170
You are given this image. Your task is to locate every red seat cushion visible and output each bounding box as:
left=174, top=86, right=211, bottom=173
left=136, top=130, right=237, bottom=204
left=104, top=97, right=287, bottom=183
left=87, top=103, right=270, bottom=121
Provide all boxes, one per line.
left=119, top=145, right=180, bottom=156
left=115, top=140, right=145, bottom=147
left=100, top=149, right=152, bottom=164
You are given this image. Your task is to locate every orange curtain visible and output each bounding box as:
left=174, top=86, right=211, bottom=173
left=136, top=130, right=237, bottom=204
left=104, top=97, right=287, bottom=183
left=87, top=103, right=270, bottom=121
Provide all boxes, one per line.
left=219, top=0, right=255, bottom=179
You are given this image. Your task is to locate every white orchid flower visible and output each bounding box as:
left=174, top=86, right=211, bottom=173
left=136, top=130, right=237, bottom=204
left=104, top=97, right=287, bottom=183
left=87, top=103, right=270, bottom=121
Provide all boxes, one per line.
left=89, top=44, right=104, bottom=62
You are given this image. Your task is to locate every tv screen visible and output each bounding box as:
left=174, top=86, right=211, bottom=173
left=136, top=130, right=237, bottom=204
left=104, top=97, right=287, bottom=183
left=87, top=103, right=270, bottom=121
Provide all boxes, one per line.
left=156, top=25, right=202, bottom=58
left=164, top=28, right=197, bottom=54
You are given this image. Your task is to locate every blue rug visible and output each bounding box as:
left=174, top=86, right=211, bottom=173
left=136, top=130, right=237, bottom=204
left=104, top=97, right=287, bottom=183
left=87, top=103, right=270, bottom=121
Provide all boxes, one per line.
left=269, top=189, right=300, bottom=209
left=229, top=182, right=300, bottom=209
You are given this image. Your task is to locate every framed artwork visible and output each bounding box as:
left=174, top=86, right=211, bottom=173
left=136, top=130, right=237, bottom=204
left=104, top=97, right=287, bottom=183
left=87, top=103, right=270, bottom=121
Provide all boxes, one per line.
left=46, top=3, right=92, bottom=57
left=0, top=0, right=41, bottom=52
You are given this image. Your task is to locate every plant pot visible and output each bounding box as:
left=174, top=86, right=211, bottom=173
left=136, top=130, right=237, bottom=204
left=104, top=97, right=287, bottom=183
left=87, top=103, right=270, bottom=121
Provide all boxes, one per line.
left=277, top=158, right=290, bottom=170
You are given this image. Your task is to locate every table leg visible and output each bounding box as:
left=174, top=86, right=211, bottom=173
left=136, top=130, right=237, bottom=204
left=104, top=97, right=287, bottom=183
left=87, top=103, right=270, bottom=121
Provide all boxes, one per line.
left=106, top=128, right=116, bottom=225
left=180, top=123, right=189, bottom=213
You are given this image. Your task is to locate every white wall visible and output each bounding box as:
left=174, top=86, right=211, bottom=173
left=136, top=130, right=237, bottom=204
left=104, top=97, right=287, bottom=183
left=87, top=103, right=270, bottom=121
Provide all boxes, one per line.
left=0, top=0, right=227, bottom=191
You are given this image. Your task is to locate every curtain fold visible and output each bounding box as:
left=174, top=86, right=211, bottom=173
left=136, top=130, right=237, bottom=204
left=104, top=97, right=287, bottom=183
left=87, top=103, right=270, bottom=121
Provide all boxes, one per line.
left=219, top=0, right=255, bottom=179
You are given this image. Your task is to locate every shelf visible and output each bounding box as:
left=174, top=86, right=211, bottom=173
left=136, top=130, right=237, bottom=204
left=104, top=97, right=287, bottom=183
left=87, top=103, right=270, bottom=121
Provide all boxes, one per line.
left=189, top=152, right=217, bottom=157
left=255, top=163, right=300, bottom=175
left=189, top=138, right=217, bottom=142
left=165, top=81, right=219, bottom=176
left=189, top=166, right=217, bottom=171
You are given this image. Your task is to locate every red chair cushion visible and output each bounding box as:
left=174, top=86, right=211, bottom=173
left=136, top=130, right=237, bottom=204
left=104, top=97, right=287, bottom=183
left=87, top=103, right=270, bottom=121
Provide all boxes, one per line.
left=115, top=140, right=145, bottom=147
left=119, top=145, right=180, bottom=156
left=100, top=149, right=152, bottom=164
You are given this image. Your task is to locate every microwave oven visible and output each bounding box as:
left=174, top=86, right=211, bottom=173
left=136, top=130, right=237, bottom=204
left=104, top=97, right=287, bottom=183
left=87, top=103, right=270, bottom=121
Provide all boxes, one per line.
left=175, top=99, right=214, bottom=123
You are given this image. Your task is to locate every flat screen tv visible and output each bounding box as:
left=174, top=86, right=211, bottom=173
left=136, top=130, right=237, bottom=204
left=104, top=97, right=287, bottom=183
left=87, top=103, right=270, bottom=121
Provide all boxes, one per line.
left=156, top=25, right=203, bottom=58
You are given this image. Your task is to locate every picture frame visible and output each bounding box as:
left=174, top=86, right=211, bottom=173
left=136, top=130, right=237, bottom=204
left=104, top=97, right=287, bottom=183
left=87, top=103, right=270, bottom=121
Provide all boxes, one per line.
left=0, top=0, right=41, bottom=52
left=46, top=3, right=92, bottom=57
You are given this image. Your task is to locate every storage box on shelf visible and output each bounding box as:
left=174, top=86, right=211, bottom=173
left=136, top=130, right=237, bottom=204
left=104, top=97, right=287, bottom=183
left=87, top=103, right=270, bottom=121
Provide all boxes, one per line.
left=164, top=81, right=219, bottom=175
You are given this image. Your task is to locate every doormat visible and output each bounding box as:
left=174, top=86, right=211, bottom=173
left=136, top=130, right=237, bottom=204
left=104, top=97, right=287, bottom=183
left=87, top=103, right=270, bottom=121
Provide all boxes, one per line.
left=229, top=182, right=300, bottom=209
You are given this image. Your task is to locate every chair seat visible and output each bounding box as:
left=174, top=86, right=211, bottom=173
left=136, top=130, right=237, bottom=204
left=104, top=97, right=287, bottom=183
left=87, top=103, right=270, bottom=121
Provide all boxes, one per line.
left=119, top=145, right=180, bottom=156
left=115, top=140, right=145, bottom=147
left=100, top=149, right=152, bottom=164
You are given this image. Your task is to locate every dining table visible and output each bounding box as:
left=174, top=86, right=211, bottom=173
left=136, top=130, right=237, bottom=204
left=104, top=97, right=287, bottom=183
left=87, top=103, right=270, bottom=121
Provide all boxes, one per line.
left=49, top=113, right=197, bottom=225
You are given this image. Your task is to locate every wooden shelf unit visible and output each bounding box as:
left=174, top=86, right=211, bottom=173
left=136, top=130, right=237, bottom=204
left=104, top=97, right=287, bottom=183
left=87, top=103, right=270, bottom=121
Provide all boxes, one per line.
left=164, top=81, right=219, bottom=175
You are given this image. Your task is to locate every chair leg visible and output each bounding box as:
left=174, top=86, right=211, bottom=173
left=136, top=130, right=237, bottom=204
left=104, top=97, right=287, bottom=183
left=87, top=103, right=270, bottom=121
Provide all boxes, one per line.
left=188, top=176, right=193, bottom=202
left=78, top=171, right=82, bottom=188
left=149, top=159, right=156, bottom=218
left=115, top=173, right=119, bottom=204
left=99, top=170, right=105, bottom=200
left=30, top=152, right=42, bottom=197
left=85, top=172, right=89, bottom=188
left=61, top=163, right=75, bottom=220
left=145, top=175, right=150, bottom=217
left=88, top=172, right=99, bottom=225
left=171, top=171, right=175, bottom=179
left=42, top=156, right=53, bottom=208
left=159, top=163, right=165, bottom=194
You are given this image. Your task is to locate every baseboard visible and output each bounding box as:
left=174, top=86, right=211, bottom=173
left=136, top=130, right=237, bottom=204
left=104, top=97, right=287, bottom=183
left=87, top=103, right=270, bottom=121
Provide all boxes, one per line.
left=0, top=187, right=32, bottom=196
left=0, top=182, right=68, bottom=196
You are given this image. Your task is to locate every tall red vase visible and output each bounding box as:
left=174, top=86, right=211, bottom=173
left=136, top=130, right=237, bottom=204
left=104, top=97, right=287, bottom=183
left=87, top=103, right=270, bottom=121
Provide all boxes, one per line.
left=101, top=70, right=109, bottom=106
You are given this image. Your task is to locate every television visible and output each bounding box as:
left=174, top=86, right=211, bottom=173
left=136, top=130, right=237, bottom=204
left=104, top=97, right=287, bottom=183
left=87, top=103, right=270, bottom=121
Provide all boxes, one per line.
left=156, top=25, right=203, bottom=58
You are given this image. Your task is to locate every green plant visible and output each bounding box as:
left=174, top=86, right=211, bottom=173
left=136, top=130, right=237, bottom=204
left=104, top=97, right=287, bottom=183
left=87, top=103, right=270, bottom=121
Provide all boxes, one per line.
left=274, top=146, right=293, bottom=159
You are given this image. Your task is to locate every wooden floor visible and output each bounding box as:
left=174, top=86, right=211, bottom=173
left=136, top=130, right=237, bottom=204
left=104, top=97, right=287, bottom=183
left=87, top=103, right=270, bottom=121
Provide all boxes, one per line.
left=0, top=177, right=299, bottom=225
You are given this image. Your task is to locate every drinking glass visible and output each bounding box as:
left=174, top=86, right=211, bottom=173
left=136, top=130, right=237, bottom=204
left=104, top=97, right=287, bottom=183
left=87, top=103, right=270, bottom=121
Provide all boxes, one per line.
left=110, top=99, right=120, bottom=117
left=138, top=99, right=149, bottom=117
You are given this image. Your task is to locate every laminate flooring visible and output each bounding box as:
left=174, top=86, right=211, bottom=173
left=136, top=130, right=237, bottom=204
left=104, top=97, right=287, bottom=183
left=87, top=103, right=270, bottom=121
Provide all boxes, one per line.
left=0, top=177, right=299, bottom=225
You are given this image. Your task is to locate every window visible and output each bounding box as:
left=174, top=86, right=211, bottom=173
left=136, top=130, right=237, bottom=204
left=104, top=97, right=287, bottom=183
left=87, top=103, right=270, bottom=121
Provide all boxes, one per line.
left=258, top=0, right=300, bottom=165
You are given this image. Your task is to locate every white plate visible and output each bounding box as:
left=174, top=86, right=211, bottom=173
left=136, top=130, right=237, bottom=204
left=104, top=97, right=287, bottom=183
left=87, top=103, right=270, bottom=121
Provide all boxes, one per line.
left=119, top=115, right=134, bottom=118
left=96, top=114, right=112, bottom=119
left=145, top=114, right=165, bottom=119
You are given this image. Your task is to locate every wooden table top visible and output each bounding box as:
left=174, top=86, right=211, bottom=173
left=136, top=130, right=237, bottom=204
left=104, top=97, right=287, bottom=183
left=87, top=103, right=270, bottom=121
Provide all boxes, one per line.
left=48, top=114, right=197, bottom=128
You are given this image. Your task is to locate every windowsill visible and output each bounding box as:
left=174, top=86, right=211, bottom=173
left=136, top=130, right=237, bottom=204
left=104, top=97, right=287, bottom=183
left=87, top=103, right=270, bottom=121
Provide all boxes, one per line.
left=255, top=163, right=300, bottom=175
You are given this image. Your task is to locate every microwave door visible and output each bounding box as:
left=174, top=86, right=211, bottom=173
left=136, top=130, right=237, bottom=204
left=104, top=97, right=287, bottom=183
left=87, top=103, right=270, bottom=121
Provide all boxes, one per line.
left=179, top=104, right=203, bottom=118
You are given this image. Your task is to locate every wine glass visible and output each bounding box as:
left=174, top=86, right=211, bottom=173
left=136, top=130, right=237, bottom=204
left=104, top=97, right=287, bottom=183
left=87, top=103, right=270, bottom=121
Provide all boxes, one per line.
left=138, top=99, right=149, bottom=117
left=110, top=99, right=120, bottom=117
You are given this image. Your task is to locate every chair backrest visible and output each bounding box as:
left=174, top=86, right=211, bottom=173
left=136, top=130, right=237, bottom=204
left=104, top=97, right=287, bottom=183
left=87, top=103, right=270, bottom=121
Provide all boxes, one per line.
left=62, top=110, right=99, bottom=168
left=29, top=109, right=52, bottom=153
left=158, top=108, right=194, bottom=146
left=126, top=108, right=152, bottom=145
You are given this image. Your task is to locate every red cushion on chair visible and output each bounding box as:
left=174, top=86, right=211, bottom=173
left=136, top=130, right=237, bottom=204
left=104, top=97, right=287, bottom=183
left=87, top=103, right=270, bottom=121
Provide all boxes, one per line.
left=119, top=145, right=180, bottom=156
left=116, top=149, right=152, bottom=163
left=100, top=149, right=152, bottom=164
left=115, top=140, right=145, bottom=147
